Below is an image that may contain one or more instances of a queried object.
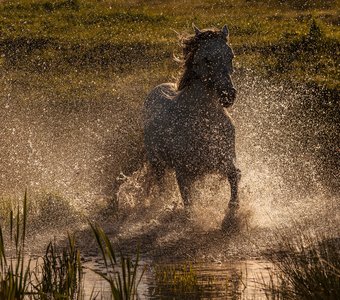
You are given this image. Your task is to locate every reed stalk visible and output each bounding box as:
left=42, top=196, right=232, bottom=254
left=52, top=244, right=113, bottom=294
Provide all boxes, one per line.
left=264, top=230, right=340, bottom=299
left=89, top=223, right=144, bottom=300
left=0, top=190, right=33, bottom=300
left=33, top=234, right=84, bottom=300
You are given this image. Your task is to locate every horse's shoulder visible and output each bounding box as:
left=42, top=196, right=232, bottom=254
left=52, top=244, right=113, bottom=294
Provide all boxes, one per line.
left=145, top=83, right=177, bottom=109
left=144, top=83, right=177, bottom=123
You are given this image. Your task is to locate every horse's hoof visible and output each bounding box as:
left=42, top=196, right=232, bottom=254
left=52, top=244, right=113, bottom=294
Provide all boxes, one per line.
left=221, top=210, right=240, bottom=233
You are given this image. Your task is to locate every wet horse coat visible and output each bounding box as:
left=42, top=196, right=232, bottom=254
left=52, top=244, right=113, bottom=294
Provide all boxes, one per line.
left=144, top=25, right=240, bottom=210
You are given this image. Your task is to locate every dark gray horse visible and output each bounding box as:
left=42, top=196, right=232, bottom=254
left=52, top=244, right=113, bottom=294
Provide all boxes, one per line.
left=143, top=25, right=240, bottom=211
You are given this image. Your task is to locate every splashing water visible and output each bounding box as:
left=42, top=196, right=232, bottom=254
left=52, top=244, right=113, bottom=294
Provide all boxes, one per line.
left=0, top=69, right=338, bottom=257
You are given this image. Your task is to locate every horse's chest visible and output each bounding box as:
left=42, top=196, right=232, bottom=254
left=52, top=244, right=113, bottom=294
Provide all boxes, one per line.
left=173, top=108, right=229, bottom=134
left=170, top=109, right=233, bottom=153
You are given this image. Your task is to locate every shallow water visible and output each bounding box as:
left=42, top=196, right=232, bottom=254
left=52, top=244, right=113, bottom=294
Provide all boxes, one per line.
left=82, top=258, right=273, bottom=299
left=146, top=260, right=272, bottom=299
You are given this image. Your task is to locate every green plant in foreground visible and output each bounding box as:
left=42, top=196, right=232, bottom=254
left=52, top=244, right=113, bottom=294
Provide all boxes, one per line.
left=264, top=230, right=340, bottom=299
left=0, top=192, right=85, bottom=300
left=33, top=235, right=83, bottom=300
left=90, top=223, right=144, bottom=300
left=0, top=191, right=146, bottom=300
left=0, top=190, right=33, bottom=299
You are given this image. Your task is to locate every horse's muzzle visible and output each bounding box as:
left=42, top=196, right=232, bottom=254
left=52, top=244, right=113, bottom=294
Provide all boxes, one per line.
left=220, top=88, right=237, bottom=108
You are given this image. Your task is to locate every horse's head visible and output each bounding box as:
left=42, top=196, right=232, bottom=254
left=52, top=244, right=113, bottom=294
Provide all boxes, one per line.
left=179, top=25, right=237, bottom=108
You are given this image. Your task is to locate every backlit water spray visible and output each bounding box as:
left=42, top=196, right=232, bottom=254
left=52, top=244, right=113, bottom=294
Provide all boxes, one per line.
left=0, top=70, right=338, bottom=258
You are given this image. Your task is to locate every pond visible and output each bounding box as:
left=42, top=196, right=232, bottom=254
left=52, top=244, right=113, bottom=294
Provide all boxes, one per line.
left=82, top=258, right=273, bottom=299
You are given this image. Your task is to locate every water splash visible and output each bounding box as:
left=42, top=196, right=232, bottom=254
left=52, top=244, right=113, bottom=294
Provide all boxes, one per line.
left=0, top=70, right=338, bottom=257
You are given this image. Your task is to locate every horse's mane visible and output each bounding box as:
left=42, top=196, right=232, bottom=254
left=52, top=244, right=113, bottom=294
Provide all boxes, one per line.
left=177, top=29, right=225, bottom=91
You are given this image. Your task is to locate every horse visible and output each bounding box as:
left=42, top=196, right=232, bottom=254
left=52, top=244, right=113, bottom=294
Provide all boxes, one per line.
left=143, top=24, right=240, bottom=213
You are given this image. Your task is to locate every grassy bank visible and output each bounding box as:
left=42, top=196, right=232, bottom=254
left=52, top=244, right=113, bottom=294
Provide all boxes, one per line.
left=264, top=231, right=340, bottom=299
left=0, top=0, right=339, bottom=89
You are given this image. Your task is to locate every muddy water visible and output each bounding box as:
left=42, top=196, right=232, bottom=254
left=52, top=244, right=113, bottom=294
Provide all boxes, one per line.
left=0, top=69, right=339, bottom=297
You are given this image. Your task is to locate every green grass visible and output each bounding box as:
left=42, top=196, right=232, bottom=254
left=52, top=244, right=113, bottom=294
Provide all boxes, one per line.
left=152, top=262, right=249, bottom=299
left=153, top=263, right=203, bottom=297
left=0, top=0, right=339, bottom=89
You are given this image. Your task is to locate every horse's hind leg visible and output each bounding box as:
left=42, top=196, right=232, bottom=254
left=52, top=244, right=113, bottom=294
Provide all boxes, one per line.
left=226, top=164, right=241, bottom=209
left=144, top=160, right=166, bottom=197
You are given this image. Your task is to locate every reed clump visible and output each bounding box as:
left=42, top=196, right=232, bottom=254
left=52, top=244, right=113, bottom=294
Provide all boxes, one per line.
left=33, top=235, right=83, bottom=300
left=90, top=223, right=144, bottom=300
left=0, top=193, right=145, bottom=300
left=153, top=263, right=249, bottom=298
left=0, top=191, right=32, bottom=300
left=264, top=231, right=340, bottom=299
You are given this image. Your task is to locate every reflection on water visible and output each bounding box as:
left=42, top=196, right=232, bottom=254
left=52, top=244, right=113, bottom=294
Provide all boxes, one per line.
left=82, top=259, right=272, bottom=299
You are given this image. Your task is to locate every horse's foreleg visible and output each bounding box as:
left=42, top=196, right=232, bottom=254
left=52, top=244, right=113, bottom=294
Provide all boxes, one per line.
left=175, top=172, right=193, bottom=208
left=227, top=165, right=241, bottom=209
left=155, top=165, right=166, bottom=195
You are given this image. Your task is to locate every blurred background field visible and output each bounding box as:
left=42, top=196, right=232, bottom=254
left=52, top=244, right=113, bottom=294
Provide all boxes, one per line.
left=0, top=0, right=339, bottom=87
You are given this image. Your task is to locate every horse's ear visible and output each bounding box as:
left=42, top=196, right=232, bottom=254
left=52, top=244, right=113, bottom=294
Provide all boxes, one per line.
left=192, top=23, right=201, bottom=36
left=221, top=24, right=229, bottom=40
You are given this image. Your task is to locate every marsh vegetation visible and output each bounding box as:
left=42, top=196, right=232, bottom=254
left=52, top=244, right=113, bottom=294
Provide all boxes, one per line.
left=0, top=195, right=339, bottom=299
